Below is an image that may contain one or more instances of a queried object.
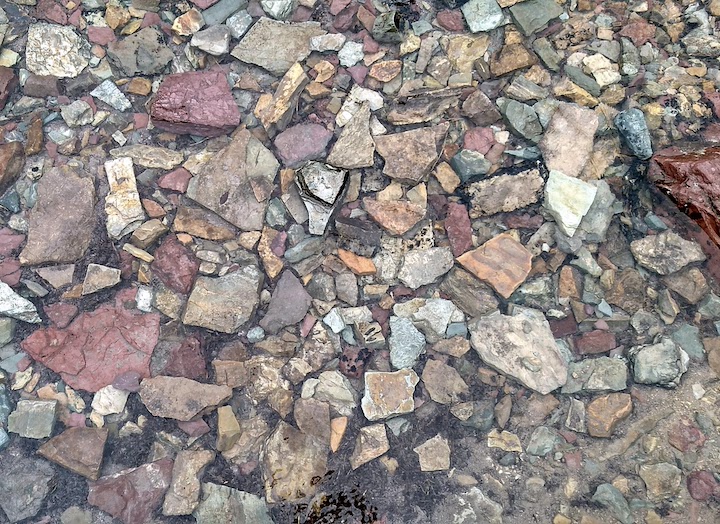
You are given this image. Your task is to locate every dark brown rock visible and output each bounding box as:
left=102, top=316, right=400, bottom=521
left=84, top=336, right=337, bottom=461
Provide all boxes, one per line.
left=461, top=89, right=502, bottom=126
left=38, top=427, right=108, bottom=480
left=259, top=270, right=312, bottom=334
left=23, top=74, right=60, bottom=98
left=605, top=268, right=646, bottom=314
left=150, top=69, right=241, bottom=137
left=151, top=331, right=206, bottom=380
left=439, top=267, right=499, bottom=318
left=151, top=235, right=199, bottom=294
left=0, top=142, right=25, bottom=195
left=575, top=330, right=617, bottom=355
left=0, top=66, right=17, bottom=110
left=88, top=458, right=173, bottom=524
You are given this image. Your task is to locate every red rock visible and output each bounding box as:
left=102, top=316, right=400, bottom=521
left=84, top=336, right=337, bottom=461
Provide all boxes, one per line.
left=549, top=315, right=578, bottom=338
left=339, top=346, right=371, bottom=379
left=150, top=69, right=241, bottom=137
left=445, top=202, right=473, bottom=257
left=618, top=20, right=657, bottom=46
left=151, top=234, right=199, bottom=294
left=436, top=10, right=465, bottom=32
left=142, top=198, right=166, bottom=218
left=158, top=167, right=192, bottom=193
left=68, top=7, right=82, bottom=27
left=133, top=112, right=149, bottom=129
left=347, top=65, right=368, bottom=85
left=0, top=66, right=17, bottom=111
left=0, top=142, right=25, bottom=194
left=23, top=74, right=60, bottom=98
left=87, top=26, right=116, bottom=45
left=463, top=127, right=495, bottom=154
left=33, top=0, right=68, bottom=25
left=88, top=458, right=173, bottom=524
left=330, top=0, right=351, bottom=15
left=273, top=123, right=333, bottom=167
left=0, top=258, right=21, bottom=286
left=363, top=34, right=379, bottom=53
left=113, top=371, right=142, bottom=392
left=668, top=418, right=707, bottom=452
left=0, top=228, right=25, bottom=256
left=505, top=213, right=544, bottom=230
left=21, top=288, right=160, bottom=392
left=44, top=302, right=79, bottom=328
left=575, top=330, right=616, bottom=355
left=705, top=92, right=720, bottom=119
left=141, top=11, right=164, bottom=29
left=151, top=333, right=206, bottom=380
left=687, top=471, right=719, bottom=501
left=177, top=418, right=211, bottom=437
left=333, top=4, right=359, bottom=32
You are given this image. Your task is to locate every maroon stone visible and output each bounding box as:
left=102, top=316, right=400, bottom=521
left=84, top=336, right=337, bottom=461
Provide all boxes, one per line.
left=44, top=302, right=79, bottom=328
left=339, top=345, right=371, bottom=379
left=668, top=417, right=707, bottom=452
left=705, top=92, right=720, bottom=119
left=151, top=235, right=199, bottom=294
left=21, top=288, right=160, bottom=392
left=0, top=228, right=25, bottom=256
left=177, top=418, right=211, bottom=437
left=113, top=370, right=142, bottom=392
left=273, top=123, right=333, bottom=167
left=33, top=0, right=68, bottom=25
left=150, top=69, right=241, bottom=137
left=330, top=0, right=351, bottom=15
left=23, top=74, right=60, bottom=98
left=549, top=315, right=578, bottom=338
left=158, top=167, right=192, bottom=193
left=463, top=127, right=495, bottom=154
left=0, top=258, right=20, bottom=286
left=0, top=67, right=17, bottom=111
left=347, top=65, right=368, bottom=85
left=618, top=20, right=656, bottom=46
left=574, top=330, right=616, bottom=355
left=190, top=0, right=220, bottom=7
left=445, top=202, right=473, bottom=257
left=687, top=471, right=719, bottom=501
left=436, top=10, right=465, bottom=32
left=88, top=458, right=173, bottom=524
left=151, top=333, right=206, bottom=380
left=87, top=26, right=116, bottom=46
left=332, top=4, right=359, bottom=32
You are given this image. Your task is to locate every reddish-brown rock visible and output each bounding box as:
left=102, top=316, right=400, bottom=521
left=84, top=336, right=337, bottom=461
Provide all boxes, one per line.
left=0, top=142, right=25, bottom=195
left=618, top=19, right=657, bottom=46
left=38, top=427, right=108, bottom=480
left=436, top=10, right=465, bottom=31
left=21, top=288, right=160, bottom=392
left=23, top=74, right=60, bottom=98
left=575, top=330, right=616, bottom=355
left=687, top=471, right=719, bottom=501
left=586, top=393, right=632, bottom=438
left=0, top=258, right=21, bottom=286
left=151, top=235, right=199, bottom=294
left=87, top=26, right=116, bottom=46
left=273, top=123, right=333, bottom=167
left=339, top=346, right=371, bottom=379
left=0, top=66, right=17, bottom=111
left=88, top=458, right=173, bottom=524
left=33, top=0, right=68, bottom=24
left=0, top=228, right=25, bottom=256
left=158, top=167, right=192, bottom=193
left=668, top=418, right=707, bottom=452
left=44, top=302, right=79, bottom=328
left=150, top=69, right=241, bottom=137
left=151, top=333, right=206, bottom=380
left=445, top=202, right=473, bottom=257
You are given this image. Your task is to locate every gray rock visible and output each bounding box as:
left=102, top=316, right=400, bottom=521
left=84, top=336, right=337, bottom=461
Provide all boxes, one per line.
left=671, top=324, right=704, bottom=361
left=561, top=357, right=628, bottom=394
left=193, top=483, right=273, bottom=524
left=335, top=272, right=358, bottom=306
left=526, top=426, right=559, bottom=456
left=0, top=281, right=41, bottom=323
left=8, top=399, right=57, bottom=438
left=533, top=37, right=562, bottom=71
left=591, top=484, right=633, bottom=524
left=615, top=108, right=653, bottom=160
left=450, top=149, right=492, bottom=181
left=398, top=247, right=454, bottom=289
left=440, top=267, right=499, bottom=318
left=0, top=428, right=9, bottom=451
left=326, top=103, right=375, bottom=169
left=469, top=312, right=568, bottom=394
left=498, top=98, right=543, bottom=143
left=190, top=25, right=232, bottom=56
left=698, top=292, right=720, bottom=319
left=432, top=487, right=503, bottom=524
left=107, top=27, right=174, bottom=76
left=389, top=316, right=426, bottom=369
left=226, top=10, right=253, bottom=39
left=577, top=180, right=617, bottom=242
left=183, top=266, right=264, bottom=333
left=338, top=41, right=364, bottom=67
left=0, top=455, right=56, bottom=523
left=631, top=337, right=688, bottom=387
left=0, top=384, right=11, bottom=426
left=90, top=79, right=132, bottom=111
left=564, top=65, right=602, bottom=97
left=509, top=0, right=564, bottom=36
left=296, top=162, right=347, bottom=235
left=26, top=23, right=90, bottom=78
left=81, top=263, right=121, bottom=295
left=60, top=100, right=93, bottom=127
left=639, top=463, right=682, bottom=501
left=60, top=507, right=92, bottom=524
left=259, top=270, right=312, bottom=334
left=307, top=272, right=336, bottom=301
left=630, top=231, right=705, bottom=275
left=461, top=0, right=504, bottom=33
left=565, top=398, right=586, bottom=433
left=203, top=0, right=248, bottom=25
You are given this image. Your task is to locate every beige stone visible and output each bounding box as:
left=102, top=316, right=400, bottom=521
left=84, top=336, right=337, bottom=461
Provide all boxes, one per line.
left=139, top=376, right=232, bottom=421
left=361, top=370, right=419, bottom=421
left=586, top=393, right=632, bottom=438
left=216, top=406, right=241, bottom=452
left=162, top=450, right=215, bottom=516
left=330, top=417, right=348, bottom=452
left=255, top=63, right=309, bottom=137
left=350, top=424, right=389, bottom=470
left=413, top=435, right=451, bottom=472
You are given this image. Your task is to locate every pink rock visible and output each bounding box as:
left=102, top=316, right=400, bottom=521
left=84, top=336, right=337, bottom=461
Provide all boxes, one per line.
left=88, top=458, right=173, bottom=524
left=333, top=4, right=359, bottom=32
left=158, top=167, right=192, bottom=193
left=133, top=113, right=149, bottom=129
left=292, top=6, right=314, bottom=21
left=705, top=92, right=720, bottom=119
left=270, top=231, right=287, bottom=258
left=68, top=8, right=82, bottom=28
left=300, top=314, right=316, bottom=337
left=618, top=20, right=656, bottom=46
left=574, top=330, right=616, bottom=355
left=87, top=26, right=116, bottom=45
left=436, top=10, right=465, bottom=32
left=0, top=258, right=21, bottom=286
left=0, top=67, right=17, bottom=112
left=445, top=202, right=473, bottom=257
left=65, top=413, right=88, bottom=427
left=0, top=228, right=25, bottom=256
left=687, top=471, right=719, bottom=501
left=113, top=371, right=142, bottom=392
left=152, top=334, right=206, bottom=380
left=151, top=235, right=199, bottom=294
left=150, top=69, right=241, bottom=137
left=141, top=12, right=163, bottom=28
left=504, top=213, right=544, bottom=230
left=273, top=124, right=333, bottom=167
left=190, top=0, right=220, bottom=7
left=20, top=288, right=160, bottom=392
left=177, top=418, right=211, bottom=437
left=34, top=0, right=68, bottom=25
left=363, top=34, right=379, bottom=53
left=347, top=65, right=368, bottom=85
left=330, top=0, right=352, bottom=15
left=44, top=302, right=79, bottom=328
left=463, top=127, right=495, bottom=154
left=668, top=418, right=707, bottom=452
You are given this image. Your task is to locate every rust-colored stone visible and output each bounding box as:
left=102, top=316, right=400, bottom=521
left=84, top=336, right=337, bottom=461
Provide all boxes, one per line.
left=151, top=235, right=199, bottom=294
left=0, top=142, right=25, bottom=195
left=586, top=393, right=632, bottom=438
left=338, top=248, right=376, bottom=275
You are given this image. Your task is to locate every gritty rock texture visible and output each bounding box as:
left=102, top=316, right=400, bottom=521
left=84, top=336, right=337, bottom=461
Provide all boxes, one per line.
left=139, top=376, right=232, bottom=421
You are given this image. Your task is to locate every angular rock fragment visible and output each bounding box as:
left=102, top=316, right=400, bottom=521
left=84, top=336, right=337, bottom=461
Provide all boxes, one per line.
left=615, top=108, right=652, bottom=160
left=539, top=103, right=599, bottom=177
left=0, top=281, right=41, bottom=323
left=26, top=23, right=90, bottom=78
left=469, top=312, right=568, bottom=394
left=260, top=270, right=312, bottom=334
left=0, top=143, right=25, bottom=195
left=586, top=393, right=632, bottom=438
left=639, top=463, right=682, bottom=501
left=193, top=483, right=274, bottom=523
left=509, top=0, right=563, bottom=35
left=422, top=359, right=469, bottom=404
left=361, top=369, right=419, bottom=421
left=110, top=145, right=184, bottom=170
left=630, top=231, right=706, bottom=275
left=363, top=198, right=426, bottom=236
left=398, top=247, right=454, bottom=289
left=190, top=25, right=232, bottom=56
left=327, top=103, right=376, bottom=169
left=296, top=162, right=347, bottom=235
left=414, top=434, right=451, bottom=471
left=440, top=267, right=499, bottom=318
left=350, top=424, right=389, bottom=469
left=140, top=376, right=232, bottom=421
left=374, top=123, right=448, bottom=184
left=543, top=170, right=598, bottom=237
left=107, top=27, right=174, bottom=76
left=389, top=316, right=426, bottom=369
left=561, top=357, right=628, bottom=394
left=8, top=399, right=57, bottom=438
left=38, top=427, right=108, bottom=480
left=163, top=450, right=215, bottom=516
left=463, top=168, right=544, bottom=217
left=461, top=0, right=504, bottom=33
left=105, top=157, right=145, bottom=239
left=82, top=264, right=121, bottom=295
left=0, top=455, right=55, bottom=524
left=630, top=337, right=689, bottom=387
left=256, top=62, right=308, bottom=137
left=274, top=123, right=333, bottom=167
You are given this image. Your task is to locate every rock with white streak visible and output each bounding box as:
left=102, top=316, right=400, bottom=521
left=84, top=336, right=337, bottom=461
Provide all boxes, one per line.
left=0, top=281, right=41, bottom=323
left=90, top=80, right=132, bottom=111
left=104, top=157, right=145, bottom=239
left=25, top=23, right=90, bottom=78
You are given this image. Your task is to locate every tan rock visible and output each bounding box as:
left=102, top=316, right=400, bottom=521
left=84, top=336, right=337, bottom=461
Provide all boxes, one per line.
left=432, top=337, right=471, bottom=357
left=374, top=123, right=448, bottom=184
left=361, top=369, right=419, bottom=421
left=586, top=393, right=632, bottom=438
left=421, top=359, right=469, bottom=405
left=444, top=34, right=489, bottom=74
left=139, top=376, right=232, bottom=421
left=553, top=77, right=599, bottom=107
left=413, top=434, right=451, bottom=471
left=558, top=265, right=583, bottom=300
left=363, top=198, right=425, bottom=236
left=222, top=415, right=270, bottom=466
left=490, top=43, right=537, bottom=76
left=294, top=398, right=330, bottom=444
left=464, top=168, right=544, bottom=218
left=172, top=9, right=204, bottom=36
left=487, top=429, right=523, bottom=452
left=104, top=156, right=145, bottom=239
left=255, top=63, right=309, bottom=137
left=539, top=103, right=599, bottom=178
left=369, top=60, right=402, bottom=82
left=131, top=219, right=168, bottom=249
left=326, top=103, right=375, bottom=169
left=216, top=406, right=241, bottom=452
left=38, top=427, right=108, bottom=480
left=258, top=226, right=284, bottom=279
left=330, top=416, right=348, bottom=452
left=338, top=248, right=376, bottom=276
left=457, top=233, right=533, bottom=298
left=662, top=268, right=709, bottom=304
left=350, top=424, right=389, bottom=470
left=81, top=264, right=121, bottom=295
left=162, top=449, right=215, bottom=516
left=433, top=161, right=461, bottom=193
left=109, top=145, right=184, bottom=170
left=172, top=206, right=237, bottom=242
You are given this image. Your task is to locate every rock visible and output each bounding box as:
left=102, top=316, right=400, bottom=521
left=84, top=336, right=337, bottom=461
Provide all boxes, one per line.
left=151, top=235, right=199, bottom=294
left=561, top=357, right=628, bottom=394
left=104, top=157, right=145, bottom=239
left=671, top=324, right=704, bottom=361
left=639, top=463, right=682, bottom=501
left=190, top=25, right=232, bottom=56
left=259, top=270, right=311, bottom=334
left=139, top=376, right=231, bottom=421
left=91, top=384, right=129, bottom=416
left=398, top=247, right=454, bottom=289
left=274, top=123, right=333, bottom=167
left=131, top=219, right=169, bottom=249
left=440, top=267, right=499, bottom=317
left=0, top=67, right=17, bottom=111
left=615, top=108, right=652, bottom=160
left=338, top=249, right=376, bottom=275
left=294, top=398, right=331, bottom=444
left=0, top=142, right=24, bottom=195
left=498, top=98, right=543, bottom=143
left=631, top=337, right=688, bottom=387
left=414, top=434, right=451, bottom=471
left=461, top=89, right=502, bottom=126
left=8, top=399, right=57, bottom=438
left=193, top=483, right=274, bottom=524
left=543, top=170, right=598, bottom=237
left=374, top=123, right=448, bottom=184
left=296, top=162, right=347, bottom=235
left=457, top=233, right=532, bottom=299
left=687, top=471, right=719, bottom=502
left=509, top=0, right=563, bottom=35
left=255, top=62, right=308, bottom=137
left=231, top=18, right=325, bottom=76
left=526, top=426, right=559, bottom=456
left=0, top=455, right=55, bottom=523
left=183, top=267, right=263, bottom=333
left=151, top=70, right=241, bottom=137
left=172, top=9, right=204, bottom=35
left=82, top=264, right=121, bottom=295
left=338, top=41, right=364, bottom=67
left=539, top=103, right=599, bottom=177
left=363, top=198, right=426, bottom=236
left=491, top=43, right=537, bottom=76
left=591, top=484, right=633, bottom=524
left=422, top=359, right=469, bottom=404
left=469, top=311, right=567, bottom=394
left=60, top=507, right=92, bottom=524
left=163, top=450, right=215, bottom=516
left=88, top=458, right=174, bottom=524
left=26, top=23, right=90, bottom=78
left=663, top=268, right=708, bottom=304
left=630, top=231, right=706, bottom=275
left=450, top=149, right=492, bottom=180
left=461, top=0, right=503, bottom=33
left=0, top=281, right=41, bottom=323
left=586, top=393, right=632, bottom=438
left=107, top=27, right=174, bottom=76
left=20, top=164, right=95, bottom=265
left=90, top=79, right=131, bottom=111
left=575, top=330, right=617, bottom=355
left=464, top=168, right=544, bottom=218
left=307, top=370, right=358, bottom=416
left=21, top=289, right=160, bottom=392
left=60, top=100, right=93, bottom=127
left=350, top=423, right=389, bottom=469
left=389, top=316, right=426, bottom=369
left=327, top=103, right=375, bottom=169
left=186, top=129, right=279, bottom=231
left=262, top=421, right=328, bottom=502
left=37, top=427, right=108, bottom=480
left=432, top=487, right=503, bottom=524
left=361, top=369, right=419, bottom=421
left=110, top=145, right=184, bottom=170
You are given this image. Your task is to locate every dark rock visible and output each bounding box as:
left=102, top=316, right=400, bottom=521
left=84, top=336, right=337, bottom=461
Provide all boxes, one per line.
left=0, top=455, right=56, bottom=523
left=445, top=202, right=473, bottom=257
left=259, top=270, right=312, bottom=334
left=151, top=235, right=199, bottom=295
left=687, top=471, right=719, bottom=501
left=0, top=142, right=25, bottom=196
left=461, top=89, right=502, bottom=126
left=440, top=267, right=499, bottom=318
left=615, top=108, right=653, bottom=160
left=0, top=66, right=17, bottom=110
left=151, top=331, right=206, bottom=380
left=107, top=27, right=174, bottom=76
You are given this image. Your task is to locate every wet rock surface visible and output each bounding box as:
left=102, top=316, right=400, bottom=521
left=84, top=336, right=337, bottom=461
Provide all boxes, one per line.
left=1, top=1, right=720, bottom=523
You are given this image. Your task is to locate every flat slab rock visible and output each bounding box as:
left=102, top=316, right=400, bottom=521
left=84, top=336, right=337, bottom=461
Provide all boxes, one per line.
left=38, top=427, right=108, bottom=480
left=469, top=311, right=568, bottom=394
left=139, top=376, right=232, bottom=421
left=463, top=167, right=544, bottom=218
left=150, top=69, right=241, bottom=137
left=374, top=123, right=448, bottom=184
left=21, top=288, right=160, bottom=392
left=0, top=454, right=56, bottom=523
left=630, top=231, right=706, bottom=275
left=259, top=269, right=312, bottom=334
left=361, top=369, right=419, bottom=421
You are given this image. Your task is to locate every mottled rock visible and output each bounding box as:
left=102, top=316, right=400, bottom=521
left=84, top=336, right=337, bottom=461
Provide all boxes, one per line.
left=561, top=357, right=628, bottom=394
left=26, top=23, right=90, bottom=78
left=639, top=463, right=682, bottom=501
left=104, top=157, right=145, bottom=239
left=374, top=124, right=447, bottom=184
left=190, top=25, right=232, bottom=56
left=38, top=427, right=108, bottom=479
left=163, top=450, right=215, bottom=516
left=350, top=424, right=389, bottom=469
left=539, top=103, right=599, bottom=177
left=422, top=359, right=469, bottom=404
left=440, top=268, right=499, bottom=318
left=361, top=369, right=419, bottom=421
left=8, top=399, right=57, bottom=438
left=363, top=198, right=426, bottom=236
left=0, top=455, right=55, bottom=523
left=389, top=316, right=426, bottom=369
left=107, top=27, right=174, bottom=76
left=663, top=268, right=708, bottom=304
left=398, top=247, right=454, bottom=289
left=461, top=89, right=502, bottom=126
left=110, top=145, right=184, bottom=170
left=586, top=393, right=632, bottom=438
left=414, top=434, right=451, bottom=471
left=615, top=108, right=652, bottom=160
left=498, top=98, right=543, bottom=142
left=464, top=168, right=544, bottom=218
left=140, top=376, right=231, bottom=421
left=0, top=142, right=24, bottom=195
left=193, top=483, right=274, bottom=524
left=630, top=231, right=706, bottom=275
left=274, top=123, right=333, bottom=167
left=0, top=67, right=17, bottom=111
left=327, top=103, right=375, bottom=169
left=631, top=337, right=688, bottom=387
left=260, top=270, right=311, bottom=334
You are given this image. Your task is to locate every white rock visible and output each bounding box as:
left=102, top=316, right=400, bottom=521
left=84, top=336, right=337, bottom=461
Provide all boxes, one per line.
left=25, top=23, right=90, bottom=78
left=90, top=79, right=132, bottom=111
left=226, top=10, right=253, bottom=39
left=91, top=385, right=130, bottom=416
left=310, top=33, right=347, bottom=52
left=190, top=25, right=232, bottom=56
left=260, top=0, right=296, bottom=20
left=543, top=170, right=598, bottom=237
left=338, top=41, right=364, bottom=67
left=336, top=85, right=384, bottom=127
left=104, top=157, right=145, bottom=239
left=0, top=282, right=41, bottom=323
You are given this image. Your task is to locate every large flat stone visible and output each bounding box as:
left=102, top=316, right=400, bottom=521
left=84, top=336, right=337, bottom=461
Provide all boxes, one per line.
left=139, top=376, right=232, bottom=421
left=539, top=103, right=599, bottom=177
left=38, top=427, right=108, bottom=480
left=107, top=27, right=173, bottom=76
left=259, top=270, right=311, bottom=334
left=0, top=455, right=55, bottom=523
left=26, top=23, right=90, bottom=78
left=374, top=123, right=448, bottom=184
left=361, top=369, right=419, bottom=421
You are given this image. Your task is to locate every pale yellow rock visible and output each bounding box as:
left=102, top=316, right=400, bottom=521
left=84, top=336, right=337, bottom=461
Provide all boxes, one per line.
left=104, top=156, right=145, bottom=239
left=443, top=34, right=490, bottom=75
left=256, top=63, right=309, bottom=137
left=400, top=33, right=421, bottom=55
left=487, top=429, right=523, bottom=452
left=330, top=416, right=348, bottom=452
left=413, top=434, right=451, bottom=472
left=216, top=406, right=241, bottom=452
left=433, top=162, right=461, bottom=193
